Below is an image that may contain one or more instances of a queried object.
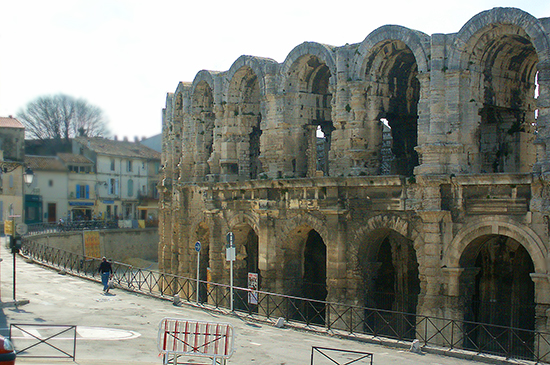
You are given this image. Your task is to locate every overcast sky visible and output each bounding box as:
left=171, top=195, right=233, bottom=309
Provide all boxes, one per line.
left=0, top=0, right=548, bottom=141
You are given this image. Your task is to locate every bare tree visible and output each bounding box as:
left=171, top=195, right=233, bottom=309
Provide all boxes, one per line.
left=17, top=94, right=110, bottom=141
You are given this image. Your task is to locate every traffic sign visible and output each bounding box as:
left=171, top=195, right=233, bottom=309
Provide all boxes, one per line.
left=226, top=232, right=234, bottom=247
left=16, top=223, right=28, bottom=235
left=195, top=241, right=201, bottom=252
left=4, top=220, right=13, bottom=236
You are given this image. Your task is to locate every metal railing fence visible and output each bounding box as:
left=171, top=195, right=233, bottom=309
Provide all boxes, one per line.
left=20, top=240, right=550, bottom=363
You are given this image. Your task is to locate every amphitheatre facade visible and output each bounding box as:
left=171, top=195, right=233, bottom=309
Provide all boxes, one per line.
left=159, top=6, right=550, bottom=349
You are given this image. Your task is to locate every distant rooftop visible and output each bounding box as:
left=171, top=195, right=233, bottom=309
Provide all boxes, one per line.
left=25, top=155, right=67, bottom=172
left=75, top=137, right=160, bottom=160
left=0, top=116, right=24, bottom=129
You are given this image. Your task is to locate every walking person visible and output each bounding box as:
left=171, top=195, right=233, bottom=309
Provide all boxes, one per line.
left=98, top=257, right=113, bottom=293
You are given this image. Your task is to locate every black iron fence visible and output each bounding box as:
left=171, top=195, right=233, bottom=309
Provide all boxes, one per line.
left=20, top=240, right=550, bottom=363
left=27, top=220, right=119, bottom=235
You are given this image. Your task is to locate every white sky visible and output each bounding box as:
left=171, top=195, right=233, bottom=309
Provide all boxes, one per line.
left=0, top=0, right=548, bottom=140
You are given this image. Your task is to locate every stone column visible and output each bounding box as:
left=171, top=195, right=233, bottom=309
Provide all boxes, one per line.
left=305, top=124, right=318, bottom=177
left=534, top=60, right=550, bottom=173
left=530, top=273, right=550, bottom=362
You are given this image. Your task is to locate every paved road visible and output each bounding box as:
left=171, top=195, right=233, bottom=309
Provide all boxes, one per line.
left=0, top=238, right=505, bottom=365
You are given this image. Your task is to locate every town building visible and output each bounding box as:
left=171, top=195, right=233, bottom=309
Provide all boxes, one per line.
left=72, top=137, right=161, bottom=222
left=158, top=7, right=550, bottom=359
left=0, top=116, right=26, bottom=225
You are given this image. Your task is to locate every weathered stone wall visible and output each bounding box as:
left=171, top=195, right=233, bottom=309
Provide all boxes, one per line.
left=159, top=6, right=550, bottom=357
left=25, top=229, right=159, bottom=262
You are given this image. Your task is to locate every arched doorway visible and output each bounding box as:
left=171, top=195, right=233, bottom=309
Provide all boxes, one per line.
left=284, top=226, right=327, bottom=324
left=231, top=223, right=259, bottom=311
left=303, top=230, right=327, bottom=324
left=195, top=222, right=210, bottom=303
left=360, top=229, right=420, bottom=339
left=459, top=234, right=535, bottom=355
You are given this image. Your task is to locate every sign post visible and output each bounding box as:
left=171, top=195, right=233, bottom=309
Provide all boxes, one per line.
left=195, top=241, right=201, bottom=303
left=226, top=232, right=235, bottom=311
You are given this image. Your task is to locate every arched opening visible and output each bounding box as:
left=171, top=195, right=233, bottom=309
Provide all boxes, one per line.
left=224, top=67, right=262, bottom=180
left=303, top=230, right=327, bottom=324
left=191, top=81, right=215, bottom=181
left=195, top=222, right=211, bottom=303
left=231, top=223, right=259, bottom=311
left=360, top=229, right=419, bottom=339
left=283, top=225, right=327, bottom=324
left=284, top=55, right=333, bottom=177
left=469, top=26, right=538, bottom=173
left=365, top=40, right=420, bottom=176
left=459, top=234, right=535, bottom=356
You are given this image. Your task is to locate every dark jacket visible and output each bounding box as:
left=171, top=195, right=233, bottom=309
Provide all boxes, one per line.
left=98, top=261, right=112, bottom=274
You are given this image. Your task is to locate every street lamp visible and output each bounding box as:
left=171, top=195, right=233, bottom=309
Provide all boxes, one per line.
left=23, top=167, right=34, bottom=188
left=0, top=162, right=33, bottom=303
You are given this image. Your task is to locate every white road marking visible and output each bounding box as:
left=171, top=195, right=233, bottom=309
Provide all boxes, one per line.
left=10, top=326, right=140, bottom=341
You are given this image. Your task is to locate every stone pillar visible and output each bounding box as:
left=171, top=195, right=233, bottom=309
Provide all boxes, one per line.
left=530, top=273, right=550, bottom=362
left=305, top=124, right=318, bottom=177
left=534, top=60, right=550, bottom=174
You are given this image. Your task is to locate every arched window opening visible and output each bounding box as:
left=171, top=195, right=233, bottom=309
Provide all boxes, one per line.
left=460, top=235, right=535, bottom=356
left=365, top=41, right=420, bottom=176
left=196, top=222, right=211, bottom=304
left=191, top=81, right=215, bottom=181
left=474, top=31, right=538, bottom=173
left=232, top=224, right=259, bottom=312
left=303, top=230, right=327, bottom=325
left=361, top=230, right=419, bottom=340
left=379, top=118, right=393, bottom=175
left=285, top=55, right=333, bottom=178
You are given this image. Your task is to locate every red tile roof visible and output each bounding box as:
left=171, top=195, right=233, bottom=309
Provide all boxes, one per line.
left=25, top=155, right=67, bottom=172
left=0, top=116, right=24, bottom=129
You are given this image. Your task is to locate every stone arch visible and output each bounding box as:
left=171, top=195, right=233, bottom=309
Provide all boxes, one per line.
left=444, top=217, right=547, bottom=274
left=352, top=25, right=430, bottom=79
left=280, top=214, right=328, bottom=323
left=278, top=43, right=336, bottom=178
left=279, top=42, right=337, bottom=93
left=353, top=214, right=422, bottom=338
left=223, top=55, right=276, bottom=99
left=219, top=57, right=269, bottom=180
left=226, top=212, right=260, bottom=311
left=190, top=70, right=216, bottom=97
left=446, top=216, right=543, bottom=354
left=353, top=28, right=426, bottom=176
left=190, top=77, right=215, bottom=181
left=450, top=8, right=548, bottom=174
left=227, top=211, right=260, bottom=235
left=451, top=7, right=550, bottom=70
left=280, top=213, right=330, bottom=242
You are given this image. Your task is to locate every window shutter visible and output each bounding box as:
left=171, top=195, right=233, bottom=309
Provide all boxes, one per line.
left=86, top=185, right=90, bottom=199
left=76, top=184, right=81, bottom=199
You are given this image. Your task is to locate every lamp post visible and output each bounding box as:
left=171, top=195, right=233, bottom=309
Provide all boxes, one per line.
left=1, top=161, right=34, bottom=303
left=12, top=166, right=34, bottom=301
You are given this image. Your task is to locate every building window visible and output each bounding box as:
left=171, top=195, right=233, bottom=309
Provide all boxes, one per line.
left=110, top=158, right=115, bottom=171
left=128, top=179, right=134, bottom=197
left=9, top=175, right=13, bottom=188
left=109, top=178, right=119, bottom=195
left=49, top=180, right=53, bottom=187
left=76, top=184, right=89, bottom=199
left=127, top=160, right=133, bottom=172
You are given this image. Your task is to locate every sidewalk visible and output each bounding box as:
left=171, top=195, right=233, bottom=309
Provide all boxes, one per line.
left=0, top=239, right=506, bottom=365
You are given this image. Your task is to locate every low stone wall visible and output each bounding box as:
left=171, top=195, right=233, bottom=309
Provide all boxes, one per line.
left=24, top=228, right=159, bottom=263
